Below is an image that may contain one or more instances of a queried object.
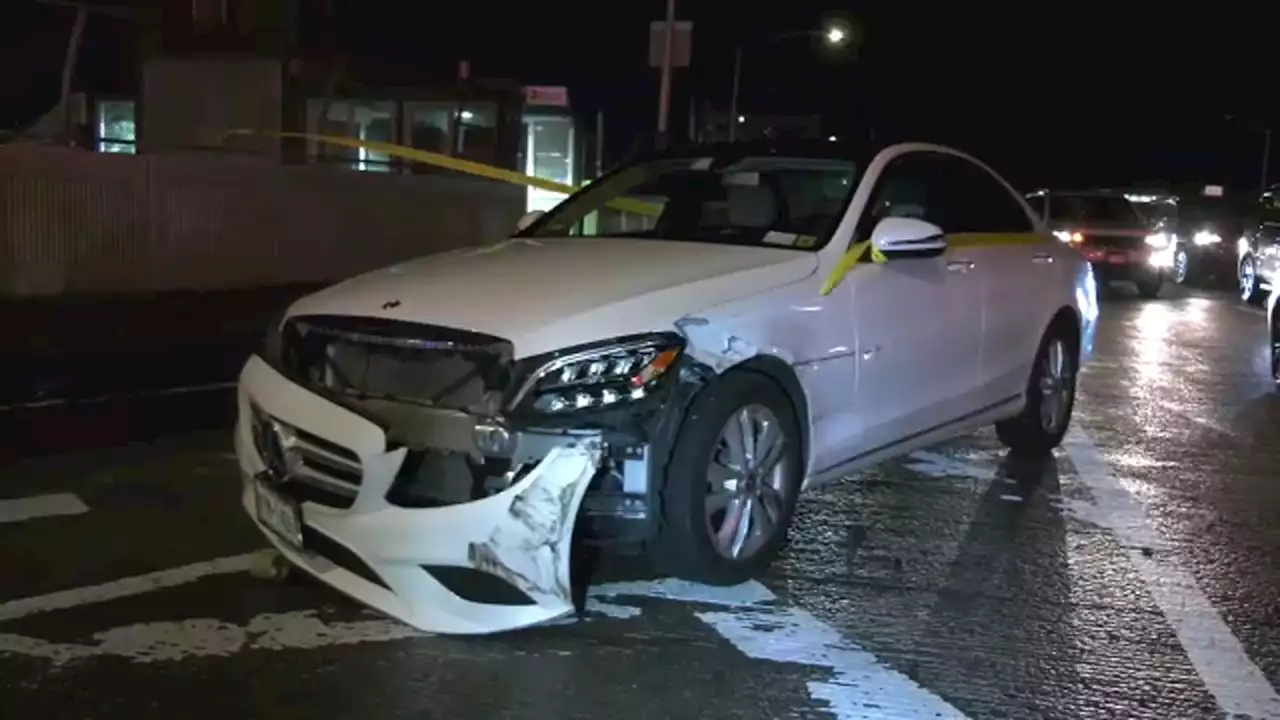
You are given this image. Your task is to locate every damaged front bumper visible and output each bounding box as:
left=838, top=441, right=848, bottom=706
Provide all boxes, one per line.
left=235, top=355, right=612, bottom=635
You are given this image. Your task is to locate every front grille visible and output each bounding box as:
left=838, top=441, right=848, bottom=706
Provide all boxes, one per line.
left=250, top=404, right=362, bottom=509
left=280, top=315, right=513, bottom=412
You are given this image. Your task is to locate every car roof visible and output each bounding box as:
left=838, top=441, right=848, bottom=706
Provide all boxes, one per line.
left=627, top=138, right=878, bottom=166
left=1027, top=188, right=1132, bottom=198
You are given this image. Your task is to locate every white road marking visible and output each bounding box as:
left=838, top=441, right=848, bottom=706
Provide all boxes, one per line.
left=1062, top=427, right=1280, bottom=719
left=0, top=493, right=89, bottom=526
left=0, top=556, right=965, bottom=717
left=904, top=450, right=997, bottom=482
left=700, top=607, right=966, bottom=720
left=598, top=580, right=968, bottom=719
left=591, top=577, right=775, bottom=607
left=0, top=610, right=418, bottom=666
left=0, top=553, right=256, bottom=623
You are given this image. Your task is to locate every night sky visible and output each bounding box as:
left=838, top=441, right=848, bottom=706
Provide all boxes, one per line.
left=3, top=1, right=1275, bottom=193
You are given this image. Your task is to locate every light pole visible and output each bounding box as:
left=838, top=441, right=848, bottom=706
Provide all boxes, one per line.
left=728, top=23, right=850, bottom=142
left=1225, top=114, right=1273, bottom=197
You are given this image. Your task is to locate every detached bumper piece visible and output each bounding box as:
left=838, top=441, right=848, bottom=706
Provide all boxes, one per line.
left=236, top=355, right=603, bottom=635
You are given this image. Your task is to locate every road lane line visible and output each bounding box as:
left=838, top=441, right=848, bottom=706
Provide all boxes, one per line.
left=0, top=610, right=419, bottom=665
left=596, top=579, right=969, bottom=719
left=0, top=553, right=256, bottom=624
left=1063, top=427, right=1280, bottom=719
left=0, top=493, right=89, bottom=526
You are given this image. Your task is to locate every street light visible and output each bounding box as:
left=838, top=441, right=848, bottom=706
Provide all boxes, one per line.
left=728, top=22, right=852, bottom=142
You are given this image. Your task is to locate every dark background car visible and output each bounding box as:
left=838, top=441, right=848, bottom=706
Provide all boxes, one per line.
left=1238, top=185, right=1280, bottom=304
left=1026, top=189, right=1172, bottom=298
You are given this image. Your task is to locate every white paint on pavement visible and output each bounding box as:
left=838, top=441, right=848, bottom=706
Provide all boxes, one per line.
left=1062, top=427, right=1280, bottom=719
left=591, top=577, right=775, bottom=607
left=0, top=553, right=256, bottom=623
left=600, top=579, right=968, bottom=719
left=699, top=607, right=966, bottom=720
left=904, top=450, right=996, bottom=482
left=583, top=599, right=643, bottom=620
left=0, top=493, right=88, bottom=526
left=0, top=610, right=418, bottom=666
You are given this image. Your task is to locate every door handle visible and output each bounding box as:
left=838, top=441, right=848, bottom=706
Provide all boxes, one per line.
left=1032, top=252, right=1054, bottom=264
left=946, top=259, right=976, bottom=273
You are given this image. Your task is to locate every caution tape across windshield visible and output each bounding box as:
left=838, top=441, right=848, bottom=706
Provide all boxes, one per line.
left=219, top=130, right=662, bottom=216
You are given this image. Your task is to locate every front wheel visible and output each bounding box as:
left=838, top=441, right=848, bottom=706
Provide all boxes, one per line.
left=1240, top=255, right=1263, bottom=304
left=995, top=326, right=1078, bottom=456
left=650, top=372, right=803, bottom=585
left=1173, top=248, right=1190, bottom=284
left=1272, top=312, right=1280, bottom=387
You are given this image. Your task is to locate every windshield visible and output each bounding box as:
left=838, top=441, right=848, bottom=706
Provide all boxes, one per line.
left=518, top=155, right=860, bottom=251
left=1048, top=195, right=1143, bottom=227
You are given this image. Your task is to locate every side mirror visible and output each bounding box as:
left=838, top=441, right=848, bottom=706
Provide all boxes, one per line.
left=515, top=210, right=545, bottom=232
left=870, top=216, right=947, bottom=255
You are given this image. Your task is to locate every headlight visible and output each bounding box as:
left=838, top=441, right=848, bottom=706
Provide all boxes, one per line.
left=1054, top=230, right=1083, bottom=243
left=1193, top=231, right=1221, bottom=246
left=1239, top=236, right=1251, bottom=256
left=509, top=334, right=684, bottom=415
left=1144, top=233, right=1171, bottom=248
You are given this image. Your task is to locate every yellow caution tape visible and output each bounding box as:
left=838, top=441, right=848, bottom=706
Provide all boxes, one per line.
left=219, top=129, right=663, bottom=217
left=819, top=232, right=1042, bottom=297
left=819, top=239, right=887, bottom=296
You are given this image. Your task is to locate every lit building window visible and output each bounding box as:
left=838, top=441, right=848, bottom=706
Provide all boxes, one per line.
left=96, top=100, right=136, bottom=154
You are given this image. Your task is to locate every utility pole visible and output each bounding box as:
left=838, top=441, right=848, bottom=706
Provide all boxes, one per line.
left=1261, top=127, right=1272, bottom=196
left=655, top=0, right=676, bottom=146
left=728, top=46, right=742, bottom=142
left=38, top=0, right=140, bottom=145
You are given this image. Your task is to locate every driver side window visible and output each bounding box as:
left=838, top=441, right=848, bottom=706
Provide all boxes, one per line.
left=856, top=152, right=947, bottom=241
left=857, top=151, right=1032, bottom=242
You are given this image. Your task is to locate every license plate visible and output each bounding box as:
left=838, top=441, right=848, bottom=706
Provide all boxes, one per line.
left=255, top=478, right=303, bottom=548
left=1107, top=253, right=1130, bottom=264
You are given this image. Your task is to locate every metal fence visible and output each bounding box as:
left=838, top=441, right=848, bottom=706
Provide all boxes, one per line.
left=0, top=144, right=524, bottom=295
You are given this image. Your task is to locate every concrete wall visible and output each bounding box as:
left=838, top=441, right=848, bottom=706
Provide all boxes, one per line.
left=0, top=144, right=523, bottom=295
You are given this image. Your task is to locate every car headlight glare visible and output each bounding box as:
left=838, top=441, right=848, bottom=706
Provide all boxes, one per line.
left=1193, top=231, right=1221, bottom=246
left=1144, top=233, right=1171, bottom=248
left=512, top=335, right=684, bottom=415
left=1054, top=230, right=1083, bottom=243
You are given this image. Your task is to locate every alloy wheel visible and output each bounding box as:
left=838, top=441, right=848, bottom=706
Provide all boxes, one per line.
left=704, top=404, right=793, bottom=561
left=1037, top=338, right=1075, bottom=434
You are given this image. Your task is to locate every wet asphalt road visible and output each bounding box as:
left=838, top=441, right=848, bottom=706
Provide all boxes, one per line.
left=0, top=284, right=1277, bottom=720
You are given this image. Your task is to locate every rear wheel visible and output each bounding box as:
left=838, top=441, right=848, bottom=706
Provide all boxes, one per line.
left=995, top=325, right=1078, bottom=456
left=650, top=372, right=803, bottom=585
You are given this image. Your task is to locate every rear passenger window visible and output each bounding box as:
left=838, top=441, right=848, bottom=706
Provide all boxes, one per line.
left=933, top=154, right=1033, bottom=233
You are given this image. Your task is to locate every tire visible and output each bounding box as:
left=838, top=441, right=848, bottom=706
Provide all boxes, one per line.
left=1272, top=310, right=1280, bottom=387
left=1240, top=255, right=1263, bottom=304
left=650, top=371, right=803, bottom=586
left=1135, top=273, right=1163, bottom=298
left=1173, top=248, right=1189, bottom=285
left=995, top=324, right=1078, bottom=456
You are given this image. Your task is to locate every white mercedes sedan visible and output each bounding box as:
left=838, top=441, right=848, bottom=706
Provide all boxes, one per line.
left=234, top=140, right=1099, bottom=635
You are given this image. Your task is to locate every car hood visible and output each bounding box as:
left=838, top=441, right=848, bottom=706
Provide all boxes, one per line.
left=286, top=236, right=819, bottom=359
